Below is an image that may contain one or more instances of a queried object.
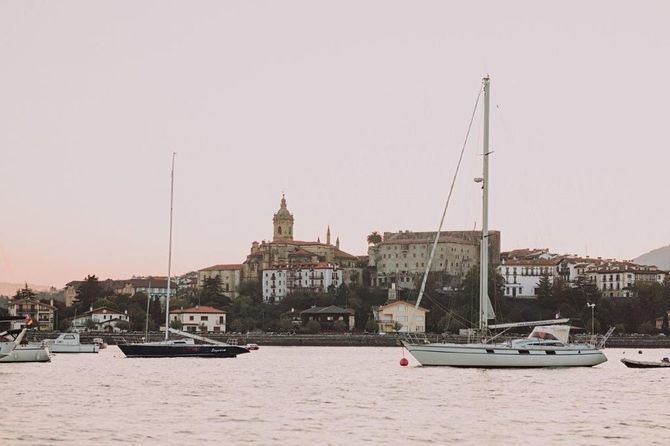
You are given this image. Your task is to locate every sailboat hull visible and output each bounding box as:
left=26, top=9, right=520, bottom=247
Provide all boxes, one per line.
left=118, top=343, right=249, bottom=358
left=402, top=341, right=607, bottom=368
left=0, top=345, right=51, bottom=363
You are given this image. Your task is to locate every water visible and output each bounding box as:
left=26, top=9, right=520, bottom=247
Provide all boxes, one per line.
left=1, top=347, right=669, bottom=445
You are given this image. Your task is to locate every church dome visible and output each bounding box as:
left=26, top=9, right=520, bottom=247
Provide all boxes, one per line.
left=274, top=194, right=293, bottom=219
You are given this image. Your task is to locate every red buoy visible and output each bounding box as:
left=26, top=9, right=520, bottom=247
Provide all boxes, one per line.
left=399, top=357, right=409, bottom=367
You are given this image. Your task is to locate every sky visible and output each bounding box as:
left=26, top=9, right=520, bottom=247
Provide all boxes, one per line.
left=1, top=1, right=669, bottom=287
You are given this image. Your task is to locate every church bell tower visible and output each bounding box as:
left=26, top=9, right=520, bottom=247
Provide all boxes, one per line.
left=273, top=194, right=294, bottom=241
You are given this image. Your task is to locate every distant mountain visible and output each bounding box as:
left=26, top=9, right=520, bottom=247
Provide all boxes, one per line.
left=0, top=282, right=55, bottom=297
left=634, top=245, right=670, bottom=271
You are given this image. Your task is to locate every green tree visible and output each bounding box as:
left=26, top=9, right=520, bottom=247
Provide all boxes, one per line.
left=333, top=320, right=348, bottom=332
left=170, top=319, right=183, bottom=330
left=150, top=297, right=163, bottom=327
left=115, top=320, right=130, bottom=331
left=365, top=318, right=379, bottom=333
left=301, top=320, right=321, bottom=334
left=536, top=274, right=557, bottom=319
left=75, top=275, right=113, bottom=313
left=199, top=276, right=231, bottom=307
left=367, top=231, right=382, bottom=245
left=13, top=285, right=37, bottom=300
left=239, top=280, right=263, bottom=304
left=278, top=317, right=295, bottom=333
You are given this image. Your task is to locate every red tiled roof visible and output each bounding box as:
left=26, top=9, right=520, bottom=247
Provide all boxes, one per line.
left=501, top=258, right=564, bottom=266
left=380, top=300, right=429, bottom=312
left=80, top=306, right=125, bottom=317
left=334, top=249, right=357, bottom=259
left=263, top=262, right=337, bottom=271
left=9, top=298, right=56, bottom=309
left=199, top=264, right=243, bottom=272
left=170, top=305, right=226, bottom=314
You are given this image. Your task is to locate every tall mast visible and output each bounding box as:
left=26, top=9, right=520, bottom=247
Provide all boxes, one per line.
left=479, top=76, right=491, bottom=333
left=164, top=152, right=176, bottom=341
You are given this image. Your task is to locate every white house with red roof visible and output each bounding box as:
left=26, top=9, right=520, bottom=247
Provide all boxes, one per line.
left=262, top=263, right=343, bottom=303
left=71, top=306, right=129, bottom=332
left=498, top=257, right=565, bottom=298
left=197, top=264, right=243, bottom=298
left=586, top=262, right=666, bottom=298
left=170, top=305, right=227, bottom=333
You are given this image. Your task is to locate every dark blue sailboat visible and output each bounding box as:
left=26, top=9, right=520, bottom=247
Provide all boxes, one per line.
left=118, top=153, right=248, bottom=359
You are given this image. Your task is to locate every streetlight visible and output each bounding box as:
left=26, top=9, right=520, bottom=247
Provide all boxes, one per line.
left=586, top=302, right=596, bottom=335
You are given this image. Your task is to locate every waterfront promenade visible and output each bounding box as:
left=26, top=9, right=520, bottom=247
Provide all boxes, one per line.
left=26, top=331, right=670, bottom=349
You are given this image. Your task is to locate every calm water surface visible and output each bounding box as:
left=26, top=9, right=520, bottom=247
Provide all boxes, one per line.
left=1, top=347, right=669, bottom=445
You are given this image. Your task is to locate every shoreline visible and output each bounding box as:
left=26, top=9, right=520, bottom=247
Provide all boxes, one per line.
left=26, top=332, right=670, bottom=349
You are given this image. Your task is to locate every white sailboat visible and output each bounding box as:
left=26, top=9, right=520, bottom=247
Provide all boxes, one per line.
left=0, top=326, right=50, bottom=363
left=402, top=76, right=607, bottom=368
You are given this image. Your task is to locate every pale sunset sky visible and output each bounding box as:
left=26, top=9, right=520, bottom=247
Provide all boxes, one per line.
left=1, top=1, right=669, bottom=287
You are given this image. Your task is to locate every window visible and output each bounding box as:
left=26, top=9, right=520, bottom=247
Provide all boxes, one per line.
left=201, top=316, right=208, bottom=321
left=189, top=315, right=194, bottom=321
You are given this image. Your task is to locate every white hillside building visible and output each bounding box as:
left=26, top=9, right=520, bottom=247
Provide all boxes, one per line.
left=373, top=300, right=429, bottom=334
left=71, top=306, right=129, bottom=332
left=498, top=258, right=563, bottom=298
left=262, top=263, right=343, bottom=303
left=170, top=306, right=227, bottom=333
left=586, top=262, right=666, bottom=298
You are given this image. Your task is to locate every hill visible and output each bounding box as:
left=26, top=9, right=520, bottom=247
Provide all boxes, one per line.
left=634, top=245, right=670, bottom=270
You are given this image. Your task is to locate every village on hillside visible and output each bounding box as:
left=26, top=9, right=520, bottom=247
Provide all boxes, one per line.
left=2, top=195, right=669, bottom=337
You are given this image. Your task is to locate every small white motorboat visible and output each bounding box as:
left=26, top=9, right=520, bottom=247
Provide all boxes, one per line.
left=44, top=333, right=99, bottom=353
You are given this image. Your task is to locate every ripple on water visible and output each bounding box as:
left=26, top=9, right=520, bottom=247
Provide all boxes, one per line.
left=2, top=347, right=669, bottom=445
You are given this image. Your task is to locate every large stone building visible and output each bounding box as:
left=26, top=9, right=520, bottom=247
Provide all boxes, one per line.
left=243, top=195, right=360, bottom=283
left=367, top=230, right=501, bottom=289
left=197, top=264, right=243, bottom=298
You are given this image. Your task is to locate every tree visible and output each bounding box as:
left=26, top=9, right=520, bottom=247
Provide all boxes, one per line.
left=365, top=319, right=379, bottom=333
left=392, top=321, right=403, bottom=332
left=367, top=231, right=382, bottom=245
left=170, top=319, right=183, bottom=330
left=239, top=280, right=263, bottom=304
left=85, top=318, right=97, bottom=331
left=150, top=297, right=163, bottom=327
left=301, top=320, right=321, bottom=334
left=13, top=285, right=37, bottom=301
left=199, top=276, right=231, bottom=307
left=75, top=275, right=112, bottom=312
left=536, top=274, right=557, bottom=319
left=333, top=320, right=348, bottom=332
left=278, top=317, right=295, bottom=333
left=115, top=320, right=130, bottom=332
